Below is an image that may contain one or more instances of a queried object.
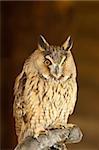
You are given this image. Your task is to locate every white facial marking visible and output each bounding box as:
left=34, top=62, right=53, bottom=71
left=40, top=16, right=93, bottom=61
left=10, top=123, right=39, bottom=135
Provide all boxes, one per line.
left=42, top=74, right=50, bottom=80
left=59, top=56, right=66, bottom=66
left=45, top=55, right=54, bottom=65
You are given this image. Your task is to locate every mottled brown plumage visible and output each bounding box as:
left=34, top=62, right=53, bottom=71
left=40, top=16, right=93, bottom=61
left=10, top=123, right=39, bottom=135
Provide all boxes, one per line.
left=13, top=35, right=77, bottom=143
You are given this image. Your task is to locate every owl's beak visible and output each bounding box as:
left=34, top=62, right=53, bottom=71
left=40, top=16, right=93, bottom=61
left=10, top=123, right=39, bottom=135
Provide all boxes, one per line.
left=53, top=65, right=62, bottom=79
left=55, top=65, right=59, bottom=75
left=49, top=64, right=62, bottom=79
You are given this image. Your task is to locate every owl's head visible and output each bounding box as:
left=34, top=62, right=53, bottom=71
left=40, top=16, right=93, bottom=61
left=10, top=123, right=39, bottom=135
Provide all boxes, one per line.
left=32, top=35, right=76, bottom=81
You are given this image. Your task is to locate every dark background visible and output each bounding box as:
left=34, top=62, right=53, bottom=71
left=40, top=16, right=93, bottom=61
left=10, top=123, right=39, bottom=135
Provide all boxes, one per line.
left=1, top=1, right=99, bottom=150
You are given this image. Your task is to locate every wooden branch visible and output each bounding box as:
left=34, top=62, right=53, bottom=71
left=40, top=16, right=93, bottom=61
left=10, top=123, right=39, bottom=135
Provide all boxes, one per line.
left=14, top=124, right=83, bottom=150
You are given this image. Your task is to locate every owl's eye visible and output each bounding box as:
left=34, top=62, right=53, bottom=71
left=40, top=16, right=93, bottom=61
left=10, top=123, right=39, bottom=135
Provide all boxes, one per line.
left=44, top=59, right=51, bottom=66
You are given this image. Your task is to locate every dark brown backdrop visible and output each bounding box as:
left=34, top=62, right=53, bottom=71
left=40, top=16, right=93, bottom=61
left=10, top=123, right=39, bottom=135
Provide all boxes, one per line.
left=1, top=1, right=99, bottom=150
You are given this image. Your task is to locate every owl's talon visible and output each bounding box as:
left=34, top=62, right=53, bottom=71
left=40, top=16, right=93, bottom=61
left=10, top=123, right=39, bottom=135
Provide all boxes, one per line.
left=39, top=129, right=49, bottom=136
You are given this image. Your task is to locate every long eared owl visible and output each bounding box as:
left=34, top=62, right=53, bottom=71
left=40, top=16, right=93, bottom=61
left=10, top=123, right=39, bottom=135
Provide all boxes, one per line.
left=13, top=35, right=77, bottom=143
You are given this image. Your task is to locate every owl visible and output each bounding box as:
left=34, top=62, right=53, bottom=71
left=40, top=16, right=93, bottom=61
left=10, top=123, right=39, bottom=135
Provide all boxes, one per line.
left=13, top=35, right=77, bottom=144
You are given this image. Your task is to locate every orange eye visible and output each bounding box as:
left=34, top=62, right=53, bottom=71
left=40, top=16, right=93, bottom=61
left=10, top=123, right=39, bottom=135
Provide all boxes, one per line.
left=44, top=59, right=51, bottom=66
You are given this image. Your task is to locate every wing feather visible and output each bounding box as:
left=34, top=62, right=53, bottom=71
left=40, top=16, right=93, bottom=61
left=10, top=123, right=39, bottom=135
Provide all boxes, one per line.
left=13, top=70, right=27, bottom=137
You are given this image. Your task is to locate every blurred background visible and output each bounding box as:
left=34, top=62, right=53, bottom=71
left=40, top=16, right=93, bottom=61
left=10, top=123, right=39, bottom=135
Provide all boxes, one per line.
left=1, top=1, right=99, bottom=150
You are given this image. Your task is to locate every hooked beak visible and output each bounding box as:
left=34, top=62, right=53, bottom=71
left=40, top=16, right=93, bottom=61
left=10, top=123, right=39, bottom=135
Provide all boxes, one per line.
left=51, top=65, right=63, bottom=79
left=55, top=65, right=59, bottom=75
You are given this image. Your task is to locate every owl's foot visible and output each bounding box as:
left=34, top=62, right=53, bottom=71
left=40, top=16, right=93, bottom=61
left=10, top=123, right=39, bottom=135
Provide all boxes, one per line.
left=48, top=123, right=75, bottom=135
left=38, top=129, right=49, bottom=136
left=63, top=123, right=75, bottom=129
left=50, top=124, right=66, bottom=130
left=34, top=126, right=49, bottom=138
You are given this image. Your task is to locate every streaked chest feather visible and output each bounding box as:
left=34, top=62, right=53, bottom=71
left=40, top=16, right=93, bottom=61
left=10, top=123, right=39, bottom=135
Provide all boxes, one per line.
left=24, top=76, right=74, bottom=128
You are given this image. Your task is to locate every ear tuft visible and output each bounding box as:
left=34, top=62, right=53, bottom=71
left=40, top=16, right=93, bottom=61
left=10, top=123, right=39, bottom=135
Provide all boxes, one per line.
left=62, top=36, right=73, bottom=51
left=38, top=35, right=49, bottom=51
